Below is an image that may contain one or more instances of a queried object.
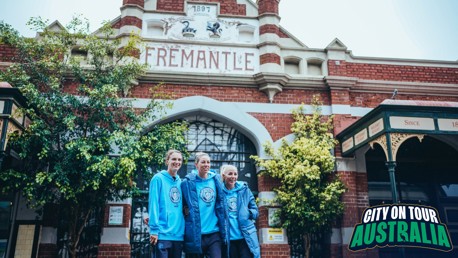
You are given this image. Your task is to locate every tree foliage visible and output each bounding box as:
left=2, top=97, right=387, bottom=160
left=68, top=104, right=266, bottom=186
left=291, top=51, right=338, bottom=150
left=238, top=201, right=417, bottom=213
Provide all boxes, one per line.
left=0, top=17, right=187, bottom=257
left=252, top=96, right=345, bottom=258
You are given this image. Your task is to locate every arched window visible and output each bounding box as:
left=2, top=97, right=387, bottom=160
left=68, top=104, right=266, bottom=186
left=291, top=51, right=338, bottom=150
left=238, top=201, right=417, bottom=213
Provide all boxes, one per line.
left=179, top=115, right=258, bottom=192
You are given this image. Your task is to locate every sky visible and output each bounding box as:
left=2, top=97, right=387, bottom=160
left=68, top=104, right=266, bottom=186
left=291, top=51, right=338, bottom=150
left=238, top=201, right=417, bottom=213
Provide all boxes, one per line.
left=1, top=0, right=457, bottom=61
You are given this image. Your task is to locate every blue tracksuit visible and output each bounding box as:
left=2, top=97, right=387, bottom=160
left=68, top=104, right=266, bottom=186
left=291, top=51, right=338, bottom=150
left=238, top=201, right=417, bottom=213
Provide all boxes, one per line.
left=223, top=181, right=260, bottom=258
left=148, top=170, right=184, bottom=241
left=181, top=170, right=228, bottom=254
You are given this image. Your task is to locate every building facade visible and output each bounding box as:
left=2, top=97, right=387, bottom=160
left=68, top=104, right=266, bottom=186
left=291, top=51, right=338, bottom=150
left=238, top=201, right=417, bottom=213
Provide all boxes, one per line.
left=1, top=0, right=458, bottom=257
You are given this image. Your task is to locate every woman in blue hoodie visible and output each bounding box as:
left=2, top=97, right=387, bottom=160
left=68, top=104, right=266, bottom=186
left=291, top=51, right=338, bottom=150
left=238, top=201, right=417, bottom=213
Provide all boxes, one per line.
left=221, top=165, right=260, bottom=258
left=181, top=152, right=228, bottom=258
left=148, top=149, right=185, bottom=258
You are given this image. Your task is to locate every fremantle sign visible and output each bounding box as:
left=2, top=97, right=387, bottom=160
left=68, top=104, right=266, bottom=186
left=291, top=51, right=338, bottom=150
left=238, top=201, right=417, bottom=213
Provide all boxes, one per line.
left=142, top=43, right=259, bottom=74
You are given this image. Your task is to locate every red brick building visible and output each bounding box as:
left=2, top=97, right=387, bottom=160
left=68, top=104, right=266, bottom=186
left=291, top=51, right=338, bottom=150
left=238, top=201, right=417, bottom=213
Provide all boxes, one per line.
left=1, top=0, right=458, bottom=257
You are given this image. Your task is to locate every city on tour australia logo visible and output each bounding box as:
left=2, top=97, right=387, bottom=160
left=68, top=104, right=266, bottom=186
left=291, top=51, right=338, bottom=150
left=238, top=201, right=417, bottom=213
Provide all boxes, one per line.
left=349, top=204, right=453, bottom=252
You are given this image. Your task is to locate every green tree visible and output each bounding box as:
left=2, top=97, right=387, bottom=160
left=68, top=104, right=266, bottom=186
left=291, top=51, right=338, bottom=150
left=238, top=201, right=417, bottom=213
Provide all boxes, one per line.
left=0, top=17, right=187, bottom=258
left=252, top=97, right=345, bottom=258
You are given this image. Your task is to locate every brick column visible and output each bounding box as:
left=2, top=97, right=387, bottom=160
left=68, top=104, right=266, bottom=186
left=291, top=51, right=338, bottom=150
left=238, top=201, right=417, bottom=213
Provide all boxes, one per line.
left=119, top=0, right=144, bottom=34
left=332, top=156, right=379, bottom=258
left=98, top=244, right=131, bottom=258
left=256, top=0, right=285, bottom=103
left=325, top=76, right=358, bottom=128
left=257, top=0, right=282, bottom=72
left=97, top=202, right=132, bottom=257
left=257, top=174, right=290, bottom=257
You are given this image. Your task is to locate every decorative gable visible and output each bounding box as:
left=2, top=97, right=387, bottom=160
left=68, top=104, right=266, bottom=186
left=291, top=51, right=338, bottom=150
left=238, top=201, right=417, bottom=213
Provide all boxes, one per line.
left=326, top=38, right=348, bottom=50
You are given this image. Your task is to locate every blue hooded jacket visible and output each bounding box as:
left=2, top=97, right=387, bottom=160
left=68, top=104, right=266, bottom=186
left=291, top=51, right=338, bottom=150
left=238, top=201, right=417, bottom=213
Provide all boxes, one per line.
left=181, top=170, right=229, bottom=254
left=223, top=181, right=260, bottom=258
left=148, top=170, right=185, bottom=241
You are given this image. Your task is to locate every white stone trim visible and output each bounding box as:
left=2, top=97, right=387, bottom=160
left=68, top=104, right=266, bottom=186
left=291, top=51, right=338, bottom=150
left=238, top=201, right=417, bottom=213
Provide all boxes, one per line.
left=121, top=7, right=144, bottom=19
left=259, top=44, right=281, bottom=55
left=131, top=98, right=373, bottom=116
left=144, top=96, right=274, bottom=159
left=258, top=16, right=281, bottom=25
left=347, top=53, right=458, bottom=68
left=273, top=133, right=295, bottom=148
left=331, top=227, right=356, bottom=245
left=335, top=157, right=357, bottom=172
left=120, top=26, right=142, bottom=35
left=260, top=33, right=280, bottom=42
left=330, top=227, right=342, bottom=244
left=259, top=63, right=282, bottom=73
left=100, top=227, right=130, bottom=244
left=107, top=198, right=132, bottom=205
left=341, top=227, right=356, bottom=245
left=327, top=50, right=347, bottom=61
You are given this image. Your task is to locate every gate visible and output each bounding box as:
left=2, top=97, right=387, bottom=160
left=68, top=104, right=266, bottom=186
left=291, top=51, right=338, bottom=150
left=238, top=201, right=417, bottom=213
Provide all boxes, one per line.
left=130, top=190, right=151, bottom=257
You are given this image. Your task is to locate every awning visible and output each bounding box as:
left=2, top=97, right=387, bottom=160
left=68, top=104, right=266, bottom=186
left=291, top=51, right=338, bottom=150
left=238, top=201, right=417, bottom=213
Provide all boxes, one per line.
left=337, top=99, right=458, bottom=203
left=336, top=99, right=458, bottom=158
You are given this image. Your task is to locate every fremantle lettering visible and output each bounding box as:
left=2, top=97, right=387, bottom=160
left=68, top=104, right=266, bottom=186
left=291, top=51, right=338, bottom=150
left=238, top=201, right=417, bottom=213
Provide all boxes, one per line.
left=144, top=46, right=257, bottom=73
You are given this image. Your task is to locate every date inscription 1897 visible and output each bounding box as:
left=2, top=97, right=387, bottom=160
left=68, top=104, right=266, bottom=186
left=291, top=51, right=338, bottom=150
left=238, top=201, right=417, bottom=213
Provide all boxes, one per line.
left=192, top=5, right=211, bottom=13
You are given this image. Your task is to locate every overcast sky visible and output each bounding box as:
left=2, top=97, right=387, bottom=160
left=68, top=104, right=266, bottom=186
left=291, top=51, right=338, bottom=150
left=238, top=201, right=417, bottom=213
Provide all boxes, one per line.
left=1, top=0, right=457, bottom=61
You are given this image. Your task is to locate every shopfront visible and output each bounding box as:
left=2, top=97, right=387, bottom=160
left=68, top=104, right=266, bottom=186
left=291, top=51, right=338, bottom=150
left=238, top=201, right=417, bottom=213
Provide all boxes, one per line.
left=337, top=99, right=458, bottom=257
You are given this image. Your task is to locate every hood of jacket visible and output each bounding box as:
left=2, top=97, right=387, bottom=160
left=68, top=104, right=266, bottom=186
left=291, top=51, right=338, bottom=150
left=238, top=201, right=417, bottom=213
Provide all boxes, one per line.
left=186, top=169, right=217, bottom=181
left=159, top=170, right=180, bottom=182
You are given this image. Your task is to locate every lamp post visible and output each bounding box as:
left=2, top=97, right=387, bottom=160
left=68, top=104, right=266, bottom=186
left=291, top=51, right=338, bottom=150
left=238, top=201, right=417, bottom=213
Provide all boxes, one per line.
left=0, top=82, right=29, bottom=169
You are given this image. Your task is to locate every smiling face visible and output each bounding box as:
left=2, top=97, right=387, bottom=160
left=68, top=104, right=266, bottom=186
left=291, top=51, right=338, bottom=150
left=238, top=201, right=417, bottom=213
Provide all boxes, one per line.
left=223, top=167, right=238, bottom=190
left=166, top=152, right=182, bottom=176
left=195, top=155, right=211, bottom=178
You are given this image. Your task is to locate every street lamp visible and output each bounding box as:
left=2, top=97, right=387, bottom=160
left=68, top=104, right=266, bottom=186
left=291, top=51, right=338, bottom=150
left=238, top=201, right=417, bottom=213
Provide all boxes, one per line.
left=0, top=82, right=30, bottom=169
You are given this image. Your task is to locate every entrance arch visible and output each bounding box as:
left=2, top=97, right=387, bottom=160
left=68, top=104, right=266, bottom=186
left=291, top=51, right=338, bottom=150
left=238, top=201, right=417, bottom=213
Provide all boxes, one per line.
left=130, top=106, right=261, bottom=257
left=144, top=95, right=273, bottom=159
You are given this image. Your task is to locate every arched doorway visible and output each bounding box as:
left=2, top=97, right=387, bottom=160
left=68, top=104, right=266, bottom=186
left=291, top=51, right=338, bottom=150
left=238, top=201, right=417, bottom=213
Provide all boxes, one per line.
left=130, top=115, right=258, bottom=257
left=366, top=136, right=458, bottom=258
left=177, top=115, right=258, bottom=191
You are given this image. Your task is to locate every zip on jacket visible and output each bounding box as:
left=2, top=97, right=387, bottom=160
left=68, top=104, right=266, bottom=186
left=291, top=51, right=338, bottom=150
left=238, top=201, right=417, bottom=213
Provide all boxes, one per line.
left=181, top=171, right=229, bottom=254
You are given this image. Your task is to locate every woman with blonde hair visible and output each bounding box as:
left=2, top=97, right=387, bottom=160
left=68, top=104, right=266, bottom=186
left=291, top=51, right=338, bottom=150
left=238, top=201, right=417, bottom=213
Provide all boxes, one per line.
left=181, top=152, right=228, bottom=258
left=220, top=165, right=260, bottom=258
